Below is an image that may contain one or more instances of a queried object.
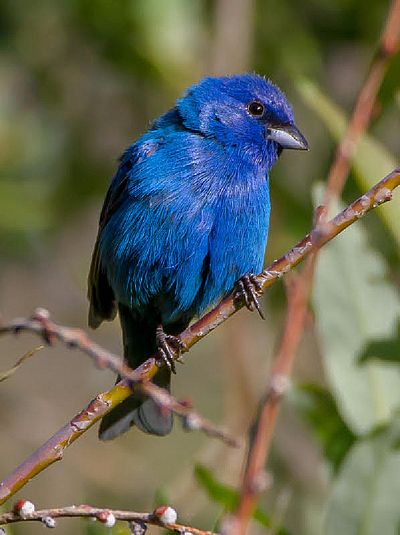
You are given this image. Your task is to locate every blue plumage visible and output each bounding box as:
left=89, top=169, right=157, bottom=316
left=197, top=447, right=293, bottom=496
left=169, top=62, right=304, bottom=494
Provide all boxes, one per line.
left=88, top=73, right=308, bottom=439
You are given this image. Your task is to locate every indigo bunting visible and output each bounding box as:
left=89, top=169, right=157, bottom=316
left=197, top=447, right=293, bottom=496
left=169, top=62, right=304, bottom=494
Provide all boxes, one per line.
left=88, top=73, right=308, bottom=440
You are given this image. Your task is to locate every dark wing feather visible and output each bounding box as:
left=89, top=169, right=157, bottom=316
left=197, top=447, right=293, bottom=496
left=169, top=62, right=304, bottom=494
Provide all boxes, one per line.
left=88, top=155, right=132, bottom=328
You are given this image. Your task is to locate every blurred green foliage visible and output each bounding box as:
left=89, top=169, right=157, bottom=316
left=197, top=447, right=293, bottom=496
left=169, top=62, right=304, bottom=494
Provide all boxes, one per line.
left=1, top=0, right=399, bottom=259
left=358, top=321, right=400, bottom=364
left=299, top=79, right=400, bottom=243
left=325, top=418, right=400, bottom=534
left=313, top=188, right=400, bottom=435
left=195, top=464, right=289, bottom=534
left=293, top=384, right=356, bottom=474
left=1, top=1, right=400, bottom=535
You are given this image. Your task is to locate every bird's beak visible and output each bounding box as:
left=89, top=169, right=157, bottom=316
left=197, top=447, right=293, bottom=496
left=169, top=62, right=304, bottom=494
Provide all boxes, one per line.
left=266, top=124, right=309, bottom=151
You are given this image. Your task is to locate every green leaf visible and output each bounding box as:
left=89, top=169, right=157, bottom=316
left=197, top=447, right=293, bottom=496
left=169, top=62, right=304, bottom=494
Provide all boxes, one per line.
left=153, top=487, right=171, bottom=508
left=358, top=321, right=400, bottom=364
left=195, top=464, right=238, bottom=512
left=325, top=421, right=400, bottom=535
left=194, top=465, right=290, bottom=534
left=85, top=519, right=131, bottom=535
left=297, top=78, right=400, bottom=244
left=396, top=90, right=400, bottom=110
left=312, top=186, right=400, bottom=435
left=84, top=521, right=110, bottom=535
left=293, top=384, right=356, bottom=473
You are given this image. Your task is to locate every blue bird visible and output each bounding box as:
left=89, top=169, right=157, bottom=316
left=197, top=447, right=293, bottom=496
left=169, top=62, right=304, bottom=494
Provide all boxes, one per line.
left=88, top=73, right=308, bottom=440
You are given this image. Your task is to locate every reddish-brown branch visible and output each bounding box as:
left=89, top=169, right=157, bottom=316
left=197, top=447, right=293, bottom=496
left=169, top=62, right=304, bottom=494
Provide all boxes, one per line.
left=0, top=167, right=398, bottom=506
left=0, top=307, right=144, bottom=382
left=227, top=257, right=316, bottom=535
left=0, top=503, right=216, bottom=534
left=140, top=382, right=240, bottom=447
left=181, top=168, right=399, bottom=351
left=0, top=311, right=239, bottom=449
left=324, top=0, right=400, bottom=201
left=229, top=1, right=400, bottom=532
left=0, top=379, right=133, bottom=504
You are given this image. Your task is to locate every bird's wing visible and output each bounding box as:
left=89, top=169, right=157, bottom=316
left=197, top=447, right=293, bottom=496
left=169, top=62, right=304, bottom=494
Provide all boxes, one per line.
left=88, top=130, right=221, bottom=328
left=88, top=154, right=133, bottom=328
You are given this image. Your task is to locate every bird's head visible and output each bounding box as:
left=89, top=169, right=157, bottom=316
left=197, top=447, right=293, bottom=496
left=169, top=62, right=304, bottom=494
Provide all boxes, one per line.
left=177, top=73, right=308, bottom=169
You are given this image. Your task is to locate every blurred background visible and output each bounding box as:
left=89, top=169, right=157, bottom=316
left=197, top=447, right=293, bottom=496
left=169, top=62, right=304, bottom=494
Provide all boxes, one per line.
left=0, top=1, right=399, bottom=534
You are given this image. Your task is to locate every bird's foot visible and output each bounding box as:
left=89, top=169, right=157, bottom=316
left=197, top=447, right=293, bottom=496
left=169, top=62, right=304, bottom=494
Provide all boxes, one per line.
left=156, top=325, right=187, bottom=374
left=234, top=274, right=265, bottom=319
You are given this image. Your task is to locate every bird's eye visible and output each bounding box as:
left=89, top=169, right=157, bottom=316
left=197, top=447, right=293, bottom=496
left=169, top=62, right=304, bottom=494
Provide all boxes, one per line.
left=247, top=101, right=265, bottom=117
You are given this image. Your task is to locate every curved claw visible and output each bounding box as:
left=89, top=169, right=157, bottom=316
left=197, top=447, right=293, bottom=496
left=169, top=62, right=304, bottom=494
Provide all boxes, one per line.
left=155, top=325, right=187, bottom=374
left=234, top=274, right=265, bottom=320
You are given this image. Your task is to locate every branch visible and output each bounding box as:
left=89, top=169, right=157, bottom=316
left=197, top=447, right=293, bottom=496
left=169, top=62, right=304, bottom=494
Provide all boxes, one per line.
left=0, top=167, right=398, bottom=506
left=324, top=0, right=400, bottom=201
left=0, top=307, right=144, bottom=382
left=180, top=167, right=399, bottom=350
left=0, top=501, right=217, bottom=534
left=228, top=0, right=400, bottom=531
left=140, top=382, right=240, bottom=447
left=225, top=259, right=316, bottom=535
left=0, top=309, right=239, bottom=449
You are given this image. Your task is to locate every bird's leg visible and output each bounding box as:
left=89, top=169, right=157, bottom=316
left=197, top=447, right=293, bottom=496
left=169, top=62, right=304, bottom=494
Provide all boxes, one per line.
left=234, top=273, right=265, bottom=320
left=155, top=325, right=186, bottom=374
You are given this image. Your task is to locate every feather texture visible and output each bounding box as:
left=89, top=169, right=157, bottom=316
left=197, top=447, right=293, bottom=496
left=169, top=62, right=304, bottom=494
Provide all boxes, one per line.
left=88, top=73, right=306, bottom=439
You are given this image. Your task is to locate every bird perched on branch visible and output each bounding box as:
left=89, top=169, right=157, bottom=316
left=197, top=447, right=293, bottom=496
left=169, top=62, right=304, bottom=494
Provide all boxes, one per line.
left=88, top=73, right=308, bottom=440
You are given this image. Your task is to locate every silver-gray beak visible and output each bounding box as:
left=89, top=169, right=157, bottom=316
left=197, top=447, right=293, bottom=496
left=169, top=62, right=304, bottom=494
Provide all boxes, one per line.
left=266, top=124, right=309, bottom=151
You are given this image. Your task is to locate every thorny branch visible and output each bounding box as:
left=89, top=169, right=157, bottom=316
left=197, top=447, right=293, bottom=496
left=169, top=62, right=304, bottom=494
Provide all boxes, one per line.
left=229, top=0, right=400, bottom=532
left=0, top=502, right=217, bottom=534
left=0, top=167, right=399, bottom=507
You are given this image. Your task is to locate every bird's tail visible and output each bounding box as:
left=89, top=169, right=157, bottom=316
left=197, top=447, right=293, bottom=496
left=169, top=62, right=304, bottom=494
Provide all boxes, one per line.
left=98, top=305, right=173, bottom=440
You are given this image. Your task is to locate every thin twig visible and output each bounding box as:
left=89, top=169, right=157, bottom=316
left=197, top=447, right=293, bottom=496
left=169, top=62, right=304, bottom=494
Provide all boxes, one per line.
left=0, top=345, right=43, bottom=382
left=0, top=167, right=398, bottom=506
left=0, top=502, right=217, bottom=534
left=0, top=309, right=239, bottom=449
left=229, top=1, right=400, bottom=531
left=140, top=382, right=240, bottom=447
left=0, top=307, right=143, bottom=382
